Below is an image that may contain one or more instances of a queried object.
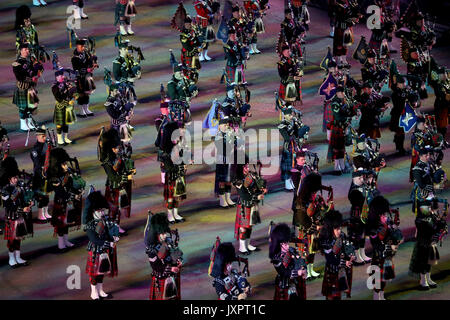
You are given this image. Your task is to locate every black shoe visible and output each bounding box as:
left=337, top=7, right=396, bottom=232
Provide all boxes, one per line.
left=428, top=282, right=437, bottom=289
left=239, top=250, right=250, bottom=256
left=419, top=285, right=430, bottom=291
left=219, top=205, right=229, bottom=209
left=77, top=114, right=87, bottom=118
left=168, top=220, right=176, bottom=225
left=17, top=261, right=30, bottom=267
left=10, top=264, right=20, bottom=269
left=86, top=113, right=95, bottom=117
left=389, top=49, right=397, bottom=53
left=248, top=247, right=261, bottom=252
left=175, top=217, right=185, bottom=223
left=99, top=293, right=113, bottom=300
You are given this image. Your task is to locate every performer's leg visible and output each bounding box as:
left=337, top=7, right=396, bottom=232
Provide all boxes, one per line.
left=63, top=124, right=72, bottom=144
left=307, top=253, right=320, bottom=278
left=63, top=227, right=74, bottom=248
left=218, top=182, right=228, bottom=208
left=56, top=125, right=64, bottom=145
left=238, top=228, right=250, bottom=255
left=173, top=201, right=185, bottom=222
left=119, top=17, right=127, bottom=35
left=79, top=0, right=88, bottom=19
left=167, top=199, right=175, bottom=223
left=7, top=240, right=19, bottom=267
left=90, top=275, right=102, bottom=300
left=245, top=227, right=257, bottom=252
left=11, top=239, right=27, bottom=265
left=126, top=17, right=134, bottom=35
left=224, top=183, right=235, bottom=206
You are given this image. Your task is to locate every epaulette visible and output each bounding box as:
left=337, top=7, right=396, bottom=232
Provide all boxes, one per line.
left=277, top=122, right=287, bottom=129
left=11, top=62, right=20, bottom=67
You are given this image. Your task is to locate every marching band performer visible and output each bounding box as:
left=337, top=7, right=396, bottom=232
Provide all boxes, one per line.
left=180, top=16, right=202, bottom=80
left=227, top=5, right=247, bottom=45
left=1, top=157, right=33, bottom=268
left=30, top=126, right=51, bottom=222
left=71, top=38, right=97, bottom=118
left=429, top=66, right=449, bottom=140
left=72, top=0, right=89, bottom=20
left=215, top=117, right=237, bottom=208
left=15, top=5, right=39, bottom=56
left=52, top=69, right=78, bottom=145
left=347, top=168, right=372, bottom=264
left=83, top=190, right=119, bottom=300
left=331, top=0, right=360, bottom=68
left=409, top=197, right=447, bottom=291
left=47, top=148, right=84, bottom=251
left=144, top=212, right=183, bottom=300
left=194, top=0, right=214, bottom=61
left=12, top=43, right=40, bottom=131
left=234, top=161, right=267, bottom=255
left=360, top=50, right=389, bottom=92
left=277, top=44, right=302, bottom=103
left=115, top=0, right=137, bottom=36
left=281, top=9, right=300, bottom=45
left=269, top=223, right=307, bottom=300
left=327, top=86, right=356, bottom=174
left=99, top=128, right=134, bottom=235
left=211, top=242, right=251, bottom=300
left=366, top=196, right=403, bottom=300
left=320, top=59, right=338, bottom=138
left=224, top=29, right=246, bottom=85
left=104, top=83, right=134, bottom=137
left=319, top=210, right=355, bottom=300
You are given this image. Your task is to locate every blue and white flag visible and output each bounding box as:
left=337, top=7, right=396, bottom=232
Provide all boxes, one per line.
left=399, top=103, right=418, bottom=133
left=217, top=19, right=229, bottom=44
left=203, top=99, right=220, bottom=136
left=318, top=73, right=337, bottom=101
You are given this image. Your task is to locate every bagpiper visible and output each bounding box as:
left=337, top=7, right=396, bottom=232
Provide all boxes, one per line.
left=223, top=28, right=246, bottom=85
left=194, top=0, right=215, bottom=61
left=83, top=190, right=119, bottom=300
left=234, top=160, right=267, bottom=255
left=429, top=66, right=449, bottom=142
left=144, top=211, right=183, bottom=300
left=71, top=38, right=98, bottom=118
left=1, top=157, right=33, bottom=268
left=52, top=69, right=78, bottom=145
left=366, top=195, right=403, bottom=300
left=360, top=50, right=389, bottom=92
left=72, top=0, right=89, bottom=20
left=104, top=83, right=134, bottom=141
left=319, top=210, right=356, bottom=300
left=12, top=43, right=40, bottom=131
left=30, top=126, right=52, bottom=222
left=99, top=128, right=135, bottom=235
left=210, top=242, right=251, bottom=300
left=47, top=148, right=85, bottom=251
left=114, top=0, right=137, bottom=36
left=179, top=16, right=202, bottom=81
left=277, top=44, right=302, bottom=104
left=269, top=223, right=307, bottom=300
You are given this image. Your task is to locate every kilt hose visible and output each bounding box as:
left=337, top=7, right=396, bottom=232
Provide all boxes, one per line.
left=86, top=248, right=118, bottom=278
left=322, top=266, right=353, bottom=300
left=328, top=125, right=346, bottom=160
left=274, top=277, right=306, bottom=300
left=149, top=272, right=181, bottom=300
left=333, top=27, right=348, bottom=57
left=323, top=101, right=333, bottom=132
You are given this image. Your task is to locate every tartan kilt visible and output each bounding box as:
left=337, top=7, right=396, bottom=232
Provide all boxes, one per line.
left=323, top=101, right=333, bottom=132
left=226, top=65, right=236, bottom=84
left=333, top=27, right=348, bottom=56
left=234, top=204, right=252, bottom=240
left=105, top=185, right=121, bottom=222
left=85, top=248, right=118, bottom=278
left=321, top=266, right=353, bottom=299
left=13, top=88, right=29, bottom=111
left=149, top=273, right=181, bottom=300
left=328, top=125, right=345, bottom=160
left=4, top=219, right=16, bottom=241
left=295, top=228, right=314, bottom=257
left=164, top=177, right=187, bottom=203
left=372, top=256, right=396, bottom=282
left=51, top=202, right=67, bottom=230
left=281, top=148, right=293, bottom=181
left=369, top=37, right=382, bottom=53
left=279, top=83, right=286, bottom=100
left=274, top=278, right=306, bottom=300
left=54, top=102, right=76, bottom=126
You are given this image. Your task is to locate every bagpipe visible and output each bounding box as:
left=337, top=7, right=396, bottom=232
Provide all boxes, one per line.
left=306, top=185, right=334, bottom=232
left=66, top=156, right=86, bottom=199
left=302, top=149, right=320, bottom=172
left=429, top=198, right=448, bottom=246
left=17, top=170, right=35, bottom=205
left=125, top=44, right=144, bottom=80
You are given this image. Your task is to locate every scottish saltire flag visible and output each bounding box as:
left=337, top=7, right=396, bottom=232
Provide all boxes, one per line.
left=203, top=99, right=220, bottom=136
left=318, top=73, right=337, bottom=101
left=217, top=19, right=228, bottom=43
left=399, top=103, right=418, bottom=133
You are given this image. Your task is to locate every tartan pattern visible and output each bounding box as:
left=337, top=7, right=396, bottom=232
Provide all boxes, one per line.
left=332, top=27, right=348, bottom=56
left=328, top=125, right=345, bottom=160
left=13, top=88, right=29, bottom=110
left=321, top=266, right=353, bottom=299
left=164, top=178, right=186, bottom=208
left=149, top=273, right=181, bottom=300
left=234, top=204, right=252, bottom=240
left=278, top=83, right=286, bottom=100
left=226, top=65, right=236, bottom=85
left=323, top=101, right=333, bottom=132
left=85, top=248, right=118, bottom=278
left=51, top=202, right=68, bottom=234
left=105, top=186, right=121, bottom=223
left=435, top=105, right=449, bottom=129
left=274, top=278, right=306, bottom=300
left=281, top=149, right=293, bottom=181
left=4, top=219, right=16, bottom=241
left=295, top=228, right=313, bottom=258
left=372, top=256, right=395, bottom=283
left=181, top=51, right=192, bottom=68
left=53, top=102, right=68, bottom=126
